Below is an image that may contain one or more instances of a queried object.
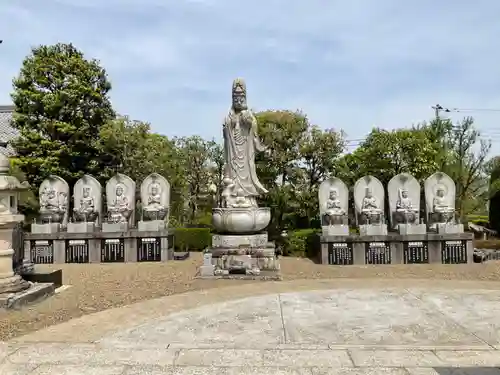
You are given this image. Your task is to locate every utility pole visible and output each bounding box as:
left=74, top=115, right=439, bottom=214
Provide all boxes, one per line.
left=431, top=104, right=451, bottom=121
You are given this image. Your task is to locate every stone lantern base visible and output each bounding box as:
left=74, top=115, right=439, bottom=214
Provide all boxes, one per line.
left=0, top=223, right=55, bottom=309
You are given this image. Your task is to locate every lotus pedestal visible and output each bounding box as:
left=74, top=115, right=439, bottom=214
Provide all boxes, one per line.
left=198, top=207, right=281, bottom=280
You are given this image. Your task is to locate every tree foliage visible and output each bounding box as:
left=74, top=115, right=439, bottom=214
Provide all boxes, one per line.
left=10, top=43, right=114, bottom=191
left=344, top=128, right=439, bottom=186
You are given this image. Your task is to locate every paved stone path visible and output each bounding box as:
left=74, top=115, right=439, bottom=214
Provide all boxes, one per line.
left=2, top=279, right=500, bottom=374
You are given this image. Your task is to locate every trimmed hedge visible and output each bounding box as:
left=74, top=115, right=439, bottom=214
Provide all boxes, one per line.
left=284, top=229, right=320, bottom=258
left=468, top=214, right=489, bottom=227
left=173, top=227, right=211, bottom=251
left=474, top=239, right=500, bottom=249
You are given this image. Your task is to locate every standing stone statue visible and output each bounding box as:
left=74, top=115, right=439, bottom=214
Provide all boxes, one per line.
left=388, top=173, right=425, bottom=234
left=138, top=173, right=170, bottom=231
left=424, top=171, right=462, bottom=233
left=38, top=176, right=69, bottom=227
left=69, top=174, right=102, bottom=232
left=318, top=177, right=349, bottom=235
left=354, top=175, right=387, bottom=235
left=212, top=78, right=271, bottom=233
left=104, top=173, right=135, bottom=230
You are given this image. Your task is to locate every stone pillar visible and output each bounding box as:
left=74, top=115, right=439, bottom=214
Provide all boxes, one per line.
left=0, top=217, right=29, bottom=294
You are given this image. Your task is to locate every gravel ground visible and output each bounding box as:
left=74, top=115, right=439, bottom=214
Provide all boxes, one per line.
left=1, top=253, right=500, bottom=341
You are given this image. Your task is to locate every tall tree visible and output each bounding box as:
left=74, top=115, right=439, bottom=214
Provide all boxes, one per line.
left=97, top=117, right=184, bottom=222
left=346, top=128, right=439, bottom=185
left=445, top=117, right=490, bottom=218
left=255, top=110, right=308, bottom=233
left=176, top=136, right=212, bottom=225
left=10, top=43, right=115, bottom=191
left=295, top=126, right=345, bottom=226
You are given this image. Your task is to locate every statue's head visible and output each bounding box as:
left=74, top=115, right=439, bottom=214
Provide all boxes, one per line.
left=116, top=184, right=124, bottom=197
left=46, top=188, right=56, bottom=199
left=150, top=183, right=160, bottom=196
left=437, top=188, right=445, bottom=197
left=83, top=186, right=90, bottom=198
left=232, top=78, right=247, bottom=111
left=365, top=187, right=372, bottom=198
left=401, top=189, right=408, bottom=198
left=329, top=189, right=337, bottom=198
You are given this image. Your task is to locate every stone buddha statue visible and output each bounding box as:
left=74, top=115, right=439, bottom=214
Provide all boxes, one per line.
left=361, top=187, right=383, bottom=224
left=40, top=187, right=66, bottom=223
left=73, top=186, right=98, bottom=222
left=143, top=182, right=167, bottom=220
left=233, top=188, right=252, bottom=208
left=433, top=187, right=454, bottom=223
left=395, top=188, right=418, bottom=224
left=324, top=189, right=345, bottom=225
left=108, top=184, right=132, bottom=223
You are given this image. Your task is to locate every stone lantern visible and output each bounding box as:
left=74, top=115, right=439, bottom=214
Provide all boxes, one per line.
left=0, top=152, right=30, bottom=295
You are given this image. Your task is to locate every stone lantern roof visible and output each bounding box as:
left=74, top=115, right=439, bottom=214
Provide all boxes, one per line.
left=0, top=152, right=29, bottom=191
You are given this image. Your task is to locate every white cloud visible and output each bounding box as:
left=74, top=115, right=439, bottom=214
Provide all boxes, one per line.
left=1, top=0, right=500, bottom=151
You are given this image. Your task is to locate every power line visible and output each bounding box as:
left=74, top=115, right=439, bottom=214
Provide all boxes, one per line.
left=342, top=104, right=500, bottom=147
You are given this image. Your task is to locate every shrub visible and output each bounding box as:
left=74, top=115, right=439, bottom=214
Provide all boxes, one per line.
left=285, top=229, right=320, bottom=258
left=173, top=228, right=211, bottom=251
left=468, top=214, right=489, bottom=227
left=471, top=218, right=489, bottom=227
left=474, top=239, right=500, bottom=249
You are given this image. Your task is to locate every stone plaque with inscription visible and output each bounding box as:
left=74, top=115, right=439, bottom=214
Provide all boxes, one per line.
left=65, top=239, right=89, bottom=263
left=442, top=240, right=467, bottom=264
left=30, top=240, right=54, bottom=264
left=137, top=237, right=161, bottom=262
left=403, top=241, right=429, bottom=264
left=101, top=238, right=125, bottom=262
left=365, top=242, right=391, bottom=265
left=328, top=242, right=353, bottom=265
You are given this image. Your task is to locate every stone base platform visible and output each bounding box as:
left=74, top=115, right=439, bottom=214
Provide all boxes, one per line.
left=321, top=232, right=474, bottom=265
left=198, top=234, right=280, bottom=279
left=0, top=282, right=55, bottom=309
left=196, top=269, right=282, bottom=280
left=209, top=247, right=280, bottom=271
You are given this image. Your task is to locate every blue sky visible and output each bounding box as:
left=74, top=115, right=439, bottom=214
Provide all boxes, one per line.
left=1, top=0, right=500, bottom=153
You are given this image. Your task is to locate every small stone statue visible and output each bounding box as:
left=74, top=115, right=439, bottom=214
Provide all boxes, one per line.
left=73, top=186, right=97, bottom=222
left=233, top=189, right=251, bottom=208
left=395, top=188, right=418, bottom=223
left=361, top=187, right=383, bottom=224
left=108, top=184, right=131, bottom=223
left=40, top=187, right=67, bottom=223
left=143, top=181, right=167, bottom=220
left=433, top=186, right=454, bottom=222
left=324, top=188, right=345, bottom=225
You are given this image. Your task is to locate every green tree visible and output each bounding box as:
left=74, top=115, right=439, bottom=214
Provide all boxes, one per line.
left=176, top=136, right=213, bottom=225
left=295, top=126, right=345, bottom=227
left=255, top=110, right=308, bottom=234
left=346, top=128, right=439, bottom=185
left=97, top=117, right=184, bottom=222
left=444, top=117, right=491, bottom=218
left=11, top=43, right=115, bottom=192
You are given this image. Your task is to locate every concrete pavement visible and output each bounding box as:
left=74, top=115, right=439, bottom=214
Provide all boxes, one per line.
left=2, top=279, right=500, bottom=374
